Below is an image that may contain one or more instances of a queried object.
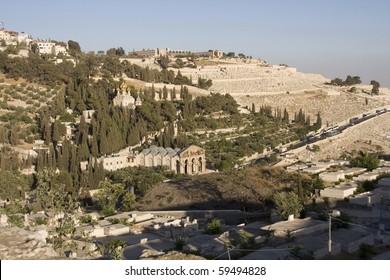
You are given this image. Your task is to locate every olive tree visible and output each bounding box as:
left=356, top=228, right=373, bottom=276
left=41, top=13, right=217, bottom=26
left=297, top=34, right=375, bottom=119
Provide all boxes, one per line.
left=272, top=191, right=303, bottom=220
left=34, top=168, right=79, bottom=253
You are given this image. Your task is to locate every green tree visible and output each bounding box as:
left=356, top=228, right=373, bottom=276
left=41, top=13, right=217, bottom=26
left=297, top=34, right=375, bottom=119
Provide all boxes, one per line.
left=282, top=108, right=289, bottom=123
left=370, top=80, right=380, bottom=95
left=34, top=169, right=79, bottom=253
left=272, top=191, right=303, bottom=220
left=115, top=47, right=125, bottom=56
left=313, top=112, right=322, bottom=130
left=95, top=181, right=135, bottom=216
left=350, top=151, right=380, bottom=171
left=67, top=40, right=81, bottom=56
left=9, top=126, right=19, bottom=146
left=0, top=170, right=28, bottom=200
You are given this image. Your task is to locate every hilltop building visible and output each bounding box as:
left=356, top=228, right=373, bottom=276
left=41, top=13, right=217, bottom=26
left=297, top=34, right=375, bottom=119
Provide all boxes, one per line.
left=35, top=41, right=56, bottom=55
left=0, top=28, right=32, bottom=46
left=80, top=145, right=206, bottom=175
left=130, top=48, right=224, bottom=58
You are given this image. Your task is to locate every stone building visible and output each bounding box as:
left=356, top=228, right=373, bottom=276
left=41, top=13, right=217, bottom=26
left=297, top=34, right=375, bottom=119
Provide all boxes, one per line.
left=112, top=83, right=143, bottom=109
left=135, top=95, right=142, bottom=106
left=82, top=110, right=95, bottom=123
left=138, top=145, right=206, bottom=175
left=113, top=83, right=135, bottom=108
left=36, top=41, right=56, bottom=55
left=80, top=145, right=206, bottom=175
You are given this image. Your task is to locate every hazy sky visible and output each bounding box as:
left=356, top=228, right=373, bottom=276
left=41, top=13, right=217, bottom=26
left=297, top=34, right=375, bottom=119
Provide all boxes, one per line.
left=2, top=0, right=390, bottom=86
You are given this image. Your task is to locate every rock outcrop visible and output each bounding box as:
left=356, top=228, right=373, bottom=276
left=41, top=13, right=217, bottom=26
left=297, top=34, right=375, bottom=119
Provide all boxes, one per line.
left=0, top=226, right=58, bottom=259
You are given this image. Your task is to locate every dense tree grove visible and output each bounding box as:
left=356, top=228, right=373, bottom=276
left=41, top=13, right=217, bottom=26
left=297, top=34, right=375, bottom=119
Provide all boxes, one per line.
left=0, top=47, right=246, bottom=199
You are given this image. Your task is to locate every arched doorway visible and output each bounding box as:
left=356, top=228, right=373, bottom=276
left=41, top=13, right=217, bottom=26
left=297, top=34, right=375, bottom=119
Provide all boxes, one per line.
left=198, top=157, right=203, bottom=172
left=176, top=160, right=180, bottom=174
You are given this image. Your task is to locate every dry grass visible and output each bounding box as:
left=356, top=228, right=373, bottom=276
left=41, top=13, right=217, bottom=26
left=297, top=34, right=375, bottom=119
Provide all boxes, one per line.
left=136, top=166, right=310, bottom=211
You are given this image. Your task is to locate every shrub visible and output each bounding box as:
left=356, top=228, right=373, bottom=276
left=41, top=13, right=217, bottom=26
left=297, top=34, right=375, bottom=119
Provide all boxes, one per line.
left=175, top=236, right=186, bottom=251
left=8, top=215, right=24, bottom=228
left=33, top=217, right=48, bottom=225
left=79, top=215, right=93, bottom=224
left=206, top=218, right=221, bottom=235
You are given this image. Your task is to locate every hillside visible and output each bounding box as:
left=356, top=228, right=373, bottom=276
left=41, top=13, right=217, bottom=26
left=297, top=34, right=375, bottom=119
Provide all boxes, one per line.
left=235, top=86, right=390, bottom=127
left=171, top=59, right=390, bottom=128
left=292, top=112, right=390, bottom=162
left=175, top=62, right=327, bottom=94
left=136, top=166, right=311, bottom=211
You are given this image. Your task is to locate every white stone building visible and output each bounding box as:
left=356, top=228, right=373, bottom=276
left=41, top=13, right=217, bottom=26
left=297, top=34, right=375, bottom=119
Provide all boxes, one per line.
left=80, top=145, right=206, bottom=175
left=53, top=45, right=68, bottom=56
left=0, top=29, right=18, bottom=45
left=36, top=41, right=55, bottom=55
left=0, top=29, right=32, bottom=46
left=17, top=32, right=31, bottom=44
left=112, top=83, right=141, bottom=109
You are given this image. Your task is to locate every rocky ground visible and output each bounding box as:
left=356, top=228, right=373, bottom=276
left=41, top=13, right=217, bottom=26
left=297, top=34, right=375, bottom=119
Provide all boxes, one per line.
left=139, top=249, right=205, bottom=260
left=0, top=227, right=58, bottom=260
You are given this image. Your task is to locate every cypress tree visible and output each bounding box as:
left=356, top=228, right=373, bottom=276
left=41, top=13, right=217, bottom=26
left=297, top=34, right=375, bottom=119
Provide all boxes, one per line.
left=314, top=112, right=322, bottom=130
left=163, top=85, right=168, bottom=100
left=90, top=135, right=98, bottom=157
left=9, top=126, right=19, bottom=146
left=172, top=87, right=177, bottom=100
left=52, top=120, right=62, bottom=144
left=305, top=115, right=311, bottom=127
left=151, top=84, right=156, bottom=99
left=283, top=108, right=289, bottom=123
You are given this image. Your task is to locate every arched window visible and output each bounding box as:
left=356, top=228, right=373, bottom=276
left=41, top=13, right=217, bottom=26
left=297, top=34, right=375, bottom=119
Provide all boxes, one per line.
left=184, top=159, right=189, bottom=174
